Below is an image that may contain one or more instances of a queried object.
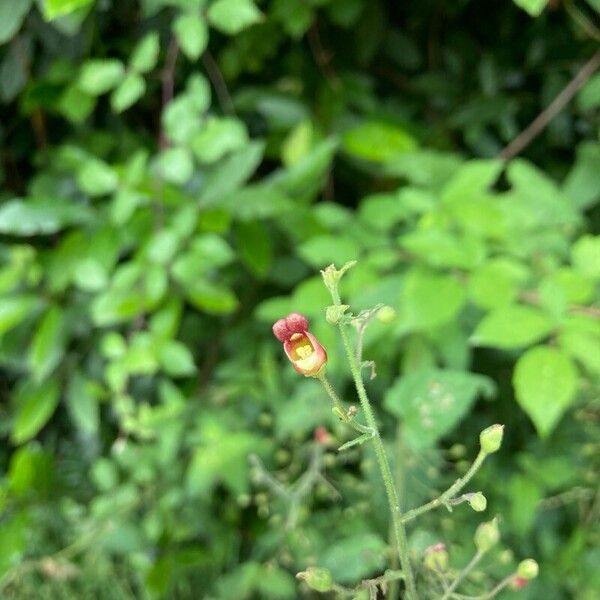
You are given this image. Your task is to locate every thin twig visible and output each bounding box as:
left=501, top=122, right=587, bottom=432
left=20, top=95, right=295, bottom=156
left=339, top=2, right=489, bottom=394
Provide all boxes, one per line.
left=160, top=37, right=179, bottom=150
left=441, top=551, right=484, bottom=600
left=499, top=50, right=600, bottom=160
left=202, top=51, right=236, bottom=115
left=306, top=21, right=341, bottom=89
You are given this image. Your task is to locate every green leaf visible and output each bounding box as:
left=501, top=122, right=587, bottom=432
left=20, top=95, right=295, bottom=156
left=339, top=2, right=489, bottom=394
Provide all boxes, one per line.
left=0, top=198, right=91, bottom=235
left=342, top=121, right=417, bottom=162
left=469, top=259, right=528, bottom=310
left=558, top=329, right=600, bottom=375
left=111, top=72, right=146, bottom=112
left=298, top=234, right=357, bottom=268
left=43, top=0, right=93, bottom=19
left=207, top=0, right=262, bottom=35
left=513, top=0, right=549, bottom=16
left=385, top=369, right=495, bottom=449
left=159, top=340, right=196, bottom=377
left=401, top=269, right=466, bottom=330
left=129, top=32, right=160, bottom=73
left=513, top=345, right=578, bottom=437
left=156, top=147, right=194, bottom=184
left=577, top=72, right=600, bottom=111
left=191, top=117, right=248, bottom=163
left=58, top=84, right=96, bottom=123
left=472, top=305, right=553, bottom=349
left=321, top=534, right=387, bottom=584
left=29, top=306, right=65, bottom=381
left=173, top=13, right=208, bottom=60
left=571, top=235, right=600, bottom=279
left=235, top=221, right=273, bottom=277
left=77, top=159, right=119, bottom=196
left=563, top=142, right=600, bottom=210
left=0, top=295, right=41, bottom=337
left=0, top=0, right=32, bottom=44
left=78, top=59, right=125, bottom=95
left=441, top=159, right=503, bottom=204
left=12, top=379, right=61, bottom=444
left=185, top=280, right=238, bottom=314
left=66, top=370, right=99, bottom=434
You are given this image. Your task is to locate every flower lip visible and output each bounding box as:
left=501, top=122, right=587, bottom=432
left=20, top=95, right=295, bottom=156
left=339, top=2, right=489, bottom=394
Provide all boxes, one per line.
left=283, top=331, right=327, bottom=377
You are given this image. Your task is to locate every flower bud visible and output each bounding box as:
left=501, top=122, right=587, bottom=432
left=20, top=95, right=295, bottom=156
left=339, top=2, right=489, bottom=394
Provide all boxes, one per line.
left=468, top=492, right=487, bottom=512
left=285, top=312, right=309, bottom=334
left=272, top=319, right=291, bottom=342
left=296, top=567, right=333, bottom=592
left=314, top=426, right=330, bottom=445
left=325, top=304, right=349, bottom=324
left=517, top=559, right=539, bottom=580
left=474, top=518, right=500, bottom=553
left=376, top=305, right=396, bottom=324
left=480, top=424, right=504, bottom=454
left=510, top=576, right=529, bottom=590
left=321, top=261, right=357, bottom=292
left=423, top=543, right=449, bottom=572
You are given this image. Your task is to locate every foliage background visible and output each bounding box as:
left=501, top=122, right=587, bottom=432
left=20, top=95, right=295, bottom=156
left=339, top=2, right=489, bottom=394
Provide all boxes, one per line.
left=0, top=0, right=599, bottom=598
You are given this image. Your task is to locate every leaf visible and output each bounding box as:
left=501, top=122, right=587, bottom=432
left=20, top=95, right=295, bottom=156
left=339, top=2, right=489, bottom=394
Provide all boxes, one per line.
left=0, top=0, right=32, bottom=44
left=159, top=340, right=196, bottom=377
left=468, top=259, right=528, bottom=310
left=513, top=345, right=578, bottom=437
left=563, top=142, right=600, bottom=209
left=384, top=369, right=495, bottom=449
left=297, top=235, right=357, bottom=268
left=66, top=370, right=99, bottom=434
left=235, top=221, right=273, bottom=277
left=111, top=73, right=146, bottom=112
left=12, top=379, right=61, bottom=444
left=558, top=329, right=600, bottom=375
left=441, top=159, right=503, bottom=204
left=321, top=534, right=387, bottom=584
left=77, top=159, right=119, bottom=196
left=129, top=32, right=160, bottom=73
left=577, top=72, right=600, bottom=111
left=401, top=269, right=466, bottom=330
left=207, top=0, right=262, bottom=35
left=571, top=235, right=600, bottom=279
left=156, top=147, right=194, bottom=184
left=222, top=184, right=294, bottom=221
left=43, top=0, right=93, bottom=19
left=472, top=305, right=553, bottom=349
left=78, top=59, right=125, bottom=95
left=191, top=117, right=248, bottom=163
left=513, top=0, right=549, bottom=17
left=0, top=198, right=91, bottom=235
left=173, top=13, right=208, bottom=60
left=185, top=280, right=238, bottom=314
left=0, top=295, right=41, bottom=337
left=342, top=121, right=417, bottom=162
left=29, top=306, right=65, bottom=381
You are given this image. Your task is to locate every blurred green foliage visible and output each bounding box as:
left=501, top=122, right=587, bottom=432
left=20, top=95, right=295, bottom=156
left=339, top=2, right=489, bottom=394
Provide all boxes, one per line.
left=0, top=0, right=599, bottom=598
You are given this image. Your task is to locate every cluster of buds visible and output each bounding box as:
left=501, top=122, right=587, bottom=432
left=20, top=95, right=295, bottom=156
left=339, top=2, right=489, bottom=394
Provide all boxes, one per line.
left=272, top=313, right=327, bottom=377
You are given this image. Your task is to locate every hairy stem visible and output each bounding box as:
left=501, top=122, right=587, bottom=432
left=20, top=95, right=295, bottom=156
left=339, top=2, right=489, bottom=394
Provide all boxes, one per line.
left=401, top=450, right=487, bottom=524
left=329, top=289, right=418, bottom=599
left=441, top=551, right=484, bottom=600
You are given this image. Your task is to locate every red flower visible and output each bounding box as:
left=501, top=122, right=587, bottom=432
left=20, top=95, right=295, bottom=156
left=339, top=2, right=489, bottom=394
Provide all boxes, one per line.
left=272, top=313, right=327, bottom=377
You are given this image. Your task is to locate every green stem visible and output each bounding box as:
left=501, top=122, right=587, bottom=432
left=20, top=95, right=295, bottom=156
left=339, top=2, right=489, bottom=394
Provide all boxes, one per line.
left=401, top=450, right=487, bottom=524
left=330, top=291, right=418, bottom=600
left=441, top=551, right=484, bottom=600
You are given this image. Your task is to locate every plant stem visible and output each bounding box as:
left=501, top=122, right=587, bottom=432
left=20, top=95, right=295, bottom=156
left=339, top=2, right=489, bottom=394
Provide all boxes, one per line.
left=329, top=290, right=418, bottom=600
left=401, top=450, right=487, bottom=524
left=441, top=551, right=484, bottom=600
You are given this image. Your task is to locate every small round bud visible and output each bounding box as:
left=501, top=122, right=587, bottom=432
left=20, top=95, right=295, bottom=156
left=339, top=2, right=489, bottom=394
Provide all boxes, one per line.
left=272, top=319, right=291, bottom=342
left=285, top=312, right=309, bottom=333
left=480, top=424, right=504, bottom=454
left=424, top=543, right=449, bottom=572
left=474, top=518, right=500, bottom=552
left=314, top=426, right=330, bottom=445
left=296, top=567, right=333, bottom=592
left=377, top=305, right=396, bottom=324
left=517, top=559, right=539, bottom=580
left=468, top=492, right=487, bottom=512
left=325, top=305, right=348, bottom=324
left=510, top=576, right=529, bottom=590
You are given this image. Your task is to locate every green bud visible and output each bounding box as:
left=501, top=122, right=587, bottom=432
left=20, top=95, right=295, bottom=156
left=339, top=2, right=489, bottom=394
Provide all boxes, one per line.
left=296, top=567, right=334, bottom=592
left=517, top=559, right=539, bottom=580
left=424, top=543, right=449, bottom=572
left=376, top=305, right=396, bottom=324
left=468, top=492, right=487, bottom=512
left=480, top=424, right=504, bottom=454
left=474, top=518, right=500, bottom=552
left=325, top=304, right=349, bottom=324
left=321, top=261, right=357, bottom=293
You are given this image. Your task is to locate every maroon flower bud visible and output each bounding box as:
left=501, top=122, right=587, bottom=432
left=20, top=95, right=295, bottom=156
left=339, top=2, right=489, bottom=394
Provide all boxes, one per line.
left=272, top=318, right=291, bottom=342
left=285, top=313, right=309, bottom=334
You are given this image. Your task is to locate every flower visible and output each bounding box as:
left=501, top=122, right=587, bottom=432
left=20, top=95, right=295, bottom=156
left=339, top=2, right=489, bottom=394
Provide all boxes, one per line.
left=272, top=313, right=327, bottom=377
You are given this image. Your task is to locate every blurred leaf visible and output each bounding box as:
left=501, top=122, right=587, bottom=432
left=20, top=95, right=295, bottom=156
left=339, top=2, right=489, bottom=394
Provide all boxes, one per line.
left=469, top=259, right=527, bottom=309
left=12, top=379, right=60, bottom=444
left=78, top=59, right=125, bottom=95
left=66, top=370, right=99, bottom=434
left=235, top=221, right=273, bottom=277
left=191, top=117, right=248, bottom=163
left=513, top=345, right=578, bottom=437
left=159, top=340, right=196, bottom=376
left=472, top=305, right=553, bottom=349
left=571, top=235, right=600, bottom=279
left=342, top=121, right=417, bottom=162
left=29, top=305, right=65, bottom=381
left=512, top=0, right=549, bottom=17
left=43, top=0, right=93, bottom=19
left=207, top=0, right=262, bottom=34
left=156, top=147, right=194, bottom=184
left=558, top=329, right=600, bottom=375
left=173, top=13, right=208, bottom=60
left=563, top=142, right=600, bottom=209
left=577, top=72, right=600, bottom=111
left=129, top=32, right=160, bottom=73
left=77, top=159, right=119, bottom=196
left=298, top=234, right=357, bottom=268
left=0, top=295, right=41, bottom=337
left=111, top=73, right=146, bottom=112
left=185, top=279, right=238, bottom=314
left=384, top=369, right=495, bottom=449
left=0, top=0, right=32, bottom=44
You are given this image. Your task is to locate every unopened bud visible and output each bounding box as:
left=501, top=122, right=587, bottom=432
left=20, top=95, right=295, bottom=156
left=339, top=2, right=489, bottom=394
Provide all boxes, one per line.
left=480, top=424, right=504, bottom=454
left=468, top=492, right=487, bottom=512
left=325, top=304, right=349, bottom=324
left=517, top=559, right=539, bottom=580
left=296, top=567, right=333, bottom=592
left=376, top=305, right=396, bottom=324
left=321, top=261, right=357, bottom=292
left=510, top=576, right=529, bottom=590
left=474, top=518, right=500, bottom=552
left=423, top=543, right=449, bottom=572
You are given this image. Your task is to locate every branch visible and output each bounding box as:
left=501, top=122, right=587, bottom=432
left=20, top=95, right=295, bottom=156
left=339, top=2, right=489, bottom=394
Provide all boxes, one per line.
left=202, top=51, right=236, bottom=116
left=159, top=38, right=180, bottom=150
left=499, top=50, right=600, bottom=161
